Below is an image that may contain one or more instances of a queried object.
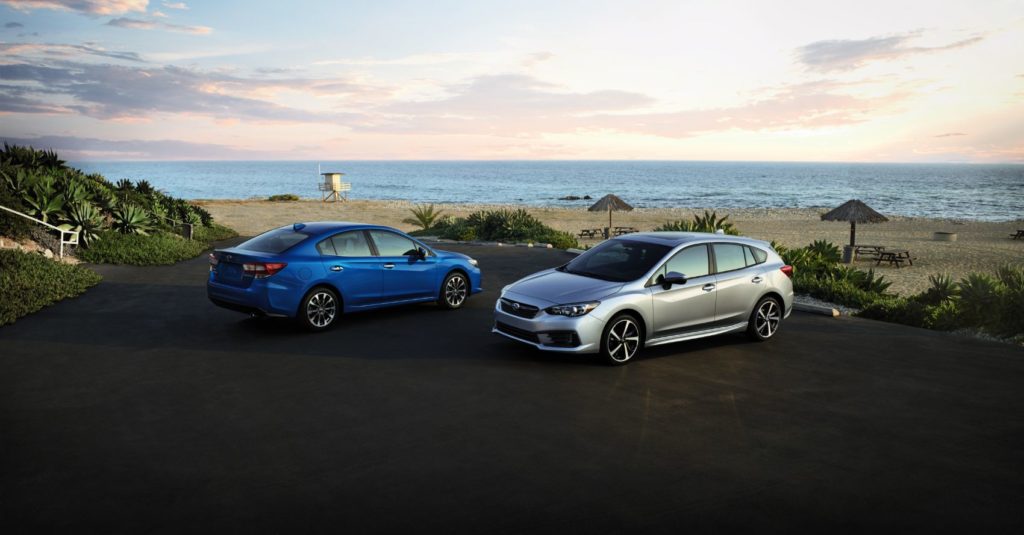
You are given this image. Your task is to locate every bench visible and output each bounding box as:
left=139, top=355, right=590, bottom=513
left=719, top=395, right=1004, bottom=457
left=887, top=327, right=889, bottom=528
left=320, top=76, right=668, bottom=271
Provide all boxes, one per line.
left=876, top=249, right=914, bottom=268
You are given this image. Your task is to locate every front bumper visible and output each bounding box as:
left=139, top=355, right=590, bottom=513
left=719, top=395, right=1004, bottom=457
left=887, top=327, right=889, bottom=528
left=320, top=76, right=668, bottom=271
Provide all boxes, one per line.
left=491, top=298, right=604, bottom=354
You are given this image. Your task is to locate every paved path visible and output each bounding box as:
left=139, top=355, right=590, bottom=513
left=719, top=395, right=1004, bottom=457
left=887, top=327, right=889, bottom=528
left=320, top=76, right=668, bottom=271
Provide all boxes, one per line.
left=2, top=243, right=1022, bottom=532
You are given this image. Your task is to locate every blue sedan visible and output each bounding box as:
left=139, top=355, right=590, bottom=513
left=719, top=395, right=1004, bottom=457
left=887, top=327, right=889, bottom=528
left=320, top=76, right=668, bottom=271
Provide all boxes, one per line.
left=207, top=222, right=482, bottom=330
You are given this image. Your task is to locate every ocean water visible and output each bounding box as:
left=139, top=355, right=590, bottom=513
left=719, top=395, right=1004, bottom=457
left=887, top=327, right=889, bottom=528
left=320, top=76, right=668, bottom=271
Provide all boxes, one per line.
left=70, top=160, right=1024, bottom=221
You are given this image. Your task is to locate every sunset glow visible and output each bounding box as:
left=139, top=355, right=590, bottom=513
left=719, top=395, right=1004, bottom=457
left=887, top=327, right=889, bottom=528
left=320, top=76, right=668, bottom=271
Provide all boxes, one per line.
left=1, top=0, right=1022, bottom=161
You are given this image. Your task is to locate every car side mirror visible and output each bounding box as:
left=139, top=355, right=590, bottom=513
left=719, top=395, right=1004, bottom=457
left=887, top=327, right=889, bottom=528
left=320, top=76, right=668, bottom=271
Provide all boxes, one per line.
left=415, top=247, right=427, bottom=260
left=661, top=271, right=687, bottom=290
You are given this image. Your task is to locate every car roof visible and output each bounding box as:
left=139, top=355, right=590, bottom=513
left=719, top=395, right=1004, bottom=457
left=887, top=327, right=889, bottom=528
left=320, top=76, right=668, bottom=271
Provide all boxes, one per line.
left=617, top=231, right=772, bottom=249
left=278, top=222, right=393, bottom=238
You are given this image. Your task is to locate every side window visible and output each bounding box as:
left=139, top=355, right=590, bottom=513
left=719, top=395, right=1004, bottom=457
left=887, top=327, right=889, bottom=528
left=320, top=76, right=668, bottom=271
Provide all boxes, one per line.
left=369, top=230, right=419, bottom=257
left=328, top=231, right=374, bottom=257
left=317, top=238, right=337, bottom=256
left=665, top=244, right=710, bottom=278
left=743, top=246, right=755, bottom=266
left=750, top=246, right=768, bottom=264
left=713, top=243, right=747, bottom=273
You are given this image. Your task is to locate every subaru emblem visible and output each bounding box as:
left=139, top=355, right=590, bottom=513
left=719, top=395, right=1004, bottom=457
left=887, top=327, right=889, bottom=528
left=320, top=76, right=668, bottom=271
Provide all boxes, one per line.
left=512, top=302, right=521, bottom=310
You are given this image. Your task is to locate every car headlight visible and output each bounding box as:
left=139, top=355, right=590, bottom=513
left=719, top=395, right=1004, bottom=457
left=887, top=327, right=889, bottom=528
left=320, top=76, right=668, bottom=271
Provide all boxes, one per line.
left=468, top=258, right=478, bottom=267
left=545, top=301, right=600, bottom=317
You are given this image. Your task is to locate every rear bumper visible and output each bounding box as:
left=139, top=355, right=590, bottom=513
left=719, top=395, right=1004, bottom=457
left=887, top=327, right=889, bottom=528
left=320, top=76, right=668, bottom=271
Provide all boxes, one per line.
left=207, top=278, right=291, bottom=318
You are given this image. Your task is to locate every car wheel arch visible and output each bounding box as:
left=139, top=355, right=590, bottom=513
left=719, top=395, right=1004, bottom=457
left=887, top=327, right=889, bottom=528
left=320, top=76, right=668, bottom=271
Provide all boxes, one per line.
left=606, top=306, right=649, bottom=340
left=297, top=282, right=344, bottom=316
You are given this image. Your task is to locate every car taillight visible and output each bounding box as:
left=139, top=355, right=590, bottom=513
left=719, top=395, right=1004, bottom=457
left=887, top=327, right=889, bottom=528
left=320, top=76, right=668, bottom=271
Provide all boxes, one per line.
left=780, top=265, right=794, bottom=278
left=243, top=262, right=287, bottom=278
left=208, top=253, right=218, bottom=272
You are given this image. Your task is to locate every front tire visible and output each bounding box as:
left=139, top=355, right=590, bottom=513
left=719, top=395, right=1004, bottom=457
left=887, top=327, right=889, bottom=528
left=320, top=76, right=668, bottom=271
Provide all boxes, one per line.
left=299, top=286, right=340, bottom=332
left=747, top=296, right=782, bottom=341
left=438, top=271, right=469, bottom=309
left=600, top=313, right=643, bottom=365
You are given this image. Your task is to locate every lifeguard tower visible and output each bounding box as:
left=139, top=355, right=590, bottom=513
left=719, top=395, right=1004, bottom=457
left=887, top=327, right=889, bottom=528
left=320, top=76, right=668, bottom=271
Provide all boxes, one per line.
left=318, top=171, right=351, bottom=202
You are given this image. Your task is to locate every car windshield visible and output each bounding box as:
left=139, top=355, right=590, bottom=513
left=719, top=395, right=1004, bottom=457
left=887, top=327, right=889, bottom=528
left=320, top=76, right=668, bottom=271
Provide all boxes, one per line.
left=558, top=239, right=670, bottom=282
left=237, top=227, right=310, bottom=253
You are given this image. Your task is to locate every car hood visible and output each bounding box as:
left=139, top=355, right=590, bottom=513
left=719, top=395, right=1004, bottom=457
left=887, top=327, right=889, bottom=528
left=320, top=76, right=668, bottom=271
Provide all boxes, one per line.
left=434, top=249, right=470, bottom=261
left=505, top=268, right=624, bottom=306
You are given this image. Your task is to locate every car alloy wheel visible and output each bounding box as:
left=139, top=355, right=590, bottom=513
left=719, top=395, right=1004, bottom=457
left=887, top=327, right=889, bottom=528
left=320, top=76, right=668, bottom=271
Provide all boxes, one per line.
left=748, top=296, right=781, bottom=341
left=305, top=289, right=337, bottom=329
left=604, top=315, right=641, bottom=365
left=441, top=273, right=468, bottom=309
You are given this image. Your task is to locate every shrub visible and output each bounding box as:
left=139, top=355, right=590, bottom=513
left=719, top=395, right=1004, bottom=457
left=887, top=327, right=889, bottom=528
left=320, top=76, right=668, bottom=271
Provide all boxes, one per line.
left=656, top=210, right=740, bottom=235
left=268, top=193, right=300, bottom=202
left=431, top=209, right=578, bottom=248
left=857, top=297, right=929, bottom=328
left=0, top=181, right=33, bottom=239
left=80, top=231, right=208, bottom=265
left=807, top=239, right=841, bottom=263
left=62, top=201, right=104, bottom=246
left=0, top=249, right=101, bottom=326
left=403, top=203, right=444, bottom=230
left=193, top=223, right=238, bottom=243
left=112, top=203, right=154, bottom=235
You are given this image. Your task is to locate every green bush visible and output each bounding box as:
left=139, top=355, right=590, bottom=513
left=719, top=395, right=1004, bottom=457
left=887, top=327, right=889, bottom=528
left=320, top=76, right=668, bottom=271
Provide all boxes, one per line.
left=0, top=249, right=102, bottom=326
left=656, top=210, right=740, bottom=235
left=80, top=231, right=208, bottom=265
left=430, top=208, right=578, bottom=249
left=402, top=203, right=444, bottom=230
left=268, top=193, right=299, bottom=202
left=193, top=223, right=238, bottom=243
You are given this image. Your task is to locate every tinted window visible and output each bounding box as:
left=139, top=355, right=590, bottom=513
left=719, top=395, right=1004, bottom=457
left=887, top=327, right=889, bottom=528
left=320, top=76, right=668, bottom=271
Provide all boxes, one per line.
left=369, top=230, right=418, bottom=257
left=665, top=244, right=710, bottom=278
left=238, top=228, right=308, bottom=253
left=560, top=239, right=670, bottom=282
left=751, top=247, right=768, bottom=264
left=714, top=243, right=747, bottom=273
left=329, top=231, right=374, bottom=257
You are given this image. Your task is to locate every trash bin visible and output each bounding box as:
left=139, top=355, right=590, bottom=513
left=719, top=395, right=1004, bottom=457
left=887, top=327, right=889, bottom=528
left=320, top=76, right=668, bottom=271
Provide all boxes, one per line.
left=842, top=245, right=854, bottom=263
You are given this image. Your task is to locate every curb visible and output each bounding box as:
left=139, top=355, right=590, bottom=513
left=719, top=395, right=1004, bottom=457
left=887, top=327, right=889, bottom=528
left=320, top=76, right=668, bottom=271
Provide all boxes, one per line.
left=793, top=302, right=840, bottom=317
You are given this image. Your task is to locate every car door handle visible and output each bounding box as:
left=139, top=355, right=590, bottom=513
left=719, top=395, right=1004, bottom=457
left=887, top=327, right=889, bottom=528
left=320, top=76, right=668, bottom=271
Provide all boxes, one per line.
left=383, top=263, right=395, bottom=269
left=751, top=276, right=763, bottom=284
left=702, top=283, right=716, bottom=292
left=330, top=265, right=344, bottom=272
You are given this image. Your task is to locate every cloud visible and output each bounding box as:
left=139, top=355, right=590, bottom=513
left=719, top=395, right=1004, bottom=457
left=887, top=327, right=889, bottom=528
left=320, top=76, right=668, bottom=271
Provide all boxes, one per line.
left=106, top=16, right=211, bottom=34
left=584, top=80, right=909, bottom=138
left=934, top=132, right=966, bottom=138
left=0, top=0, right=147, bottom=16
left=522, top=51, right=554, bottom=67
left=0, top=134, right=275, bottom=159
left=161, top=1, right=185, bottom=9
left=5, top=21, right=24, bottom=28
left=385, top=74, right=653, bottom=117
left=796, top=32, right=984, bottom=72
left=0, top=41, right=145, bottom=62
left=0, top=59, right=376, bottom=124
left=312, top=52, right=479, bottom=67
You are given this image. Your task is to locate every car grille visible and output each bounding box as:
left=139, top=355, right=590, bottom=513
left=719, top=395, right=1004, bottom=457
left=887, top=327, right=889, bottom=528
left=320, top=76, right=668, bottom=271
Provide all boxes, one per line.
left=500, top=298, right=540, bottom=319
left=495, top=322, right=540, bottom=343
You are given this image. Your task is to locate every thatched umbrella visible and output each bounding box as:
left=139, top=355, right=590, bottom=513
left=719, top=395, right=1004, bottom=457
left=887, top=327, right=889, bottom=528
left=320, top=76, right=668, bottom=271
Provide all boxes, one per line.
left=589, top=194, right=633, bottom=237
left=821, top=199, right=888, bottom=247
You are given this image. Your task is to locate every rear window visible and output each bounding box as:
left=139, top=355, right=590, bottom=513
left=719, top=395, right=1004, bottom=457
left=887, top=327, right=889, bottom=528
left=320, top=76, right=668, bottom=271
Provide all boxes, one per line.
left=237, top=228, right=309, bottom=253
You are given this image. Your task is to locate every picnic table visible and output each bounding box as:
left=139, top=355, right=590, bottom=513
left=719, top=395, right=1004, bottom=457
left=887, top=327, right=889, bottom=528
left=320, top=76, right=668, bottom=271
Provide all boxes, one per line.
left=854, top=244, right=885, bottom=258
left=612, top=226, right=638, bottom=236
left=876, top=249, right=914, bottom=268
left=1011, top=230, right=1024, bottom=240
left=577, top=228, right=604, bottom=239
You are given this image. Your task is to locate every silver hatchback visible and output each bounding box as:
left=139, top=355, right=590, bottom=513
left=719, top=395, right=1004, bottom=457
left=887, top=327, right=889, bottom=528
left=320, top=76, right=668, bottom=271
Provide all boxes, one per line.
left=493, top=232, right=794, bottom=365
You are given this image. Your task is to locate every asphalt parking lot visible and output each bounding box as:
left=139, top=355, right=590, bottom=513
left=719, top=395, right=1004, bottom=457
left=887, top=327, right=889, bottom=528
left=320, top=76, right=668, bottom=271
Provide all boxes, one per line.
left=2, top=241, right=1022, bottom=532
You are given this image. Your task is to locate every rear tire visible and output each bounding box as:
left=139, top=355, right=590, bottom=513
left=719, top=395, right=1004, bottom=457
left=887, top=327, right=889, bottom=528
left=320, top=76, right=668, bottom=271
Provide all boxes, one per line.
left=438, top=271, right=469, bottom=309
left=299, top=286, right=340, bottom=332
left=600, top=313, right=643, bottom=366
left=747, top=296, right=782, bottom=341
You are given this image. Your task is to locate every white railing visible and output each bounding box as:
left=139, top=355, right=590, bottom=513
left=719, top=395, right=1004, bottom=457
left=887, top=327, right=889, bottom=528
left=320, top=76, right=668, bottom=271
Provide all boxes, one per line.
left=0, top=204, right=79, bottom=258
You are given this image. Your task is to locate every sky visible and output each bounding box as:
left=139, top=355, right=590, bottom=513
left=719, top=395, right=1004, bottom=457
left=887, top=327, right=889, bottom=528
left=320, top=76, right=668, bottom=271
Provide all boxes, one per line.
left=0, top=0, right=1022, bottom=162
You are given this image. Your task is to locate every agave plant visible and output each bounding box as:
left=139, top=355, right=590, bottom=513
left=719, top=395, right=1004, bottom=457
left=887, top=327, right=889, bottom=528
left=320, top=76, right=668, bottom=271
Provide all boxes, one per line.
left=61, top=201, right=105, bottom=246
left=402, top=203, right=445, bottom=230
left=807, top=240, right=842, bottom=263
left=915, top=274, right=959, bottom=306
left=23, top=176, right=65, bottom=223
left=112, top=203, right=153, bottom=235
left=0, top=143, right=65, bottom=170
left=115, top=178, right=134, bottom=192
left=655, top=219, right=697, bottom=232
left=692, top=210, right=739, bottom=235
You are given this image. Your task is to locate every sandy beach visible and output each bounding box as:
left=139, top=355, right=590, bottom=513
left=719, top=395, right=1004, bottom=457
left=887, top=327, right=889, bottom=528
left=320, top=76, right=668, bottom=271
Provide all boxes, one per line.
left=198, top=199, right=1024, bottom=297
